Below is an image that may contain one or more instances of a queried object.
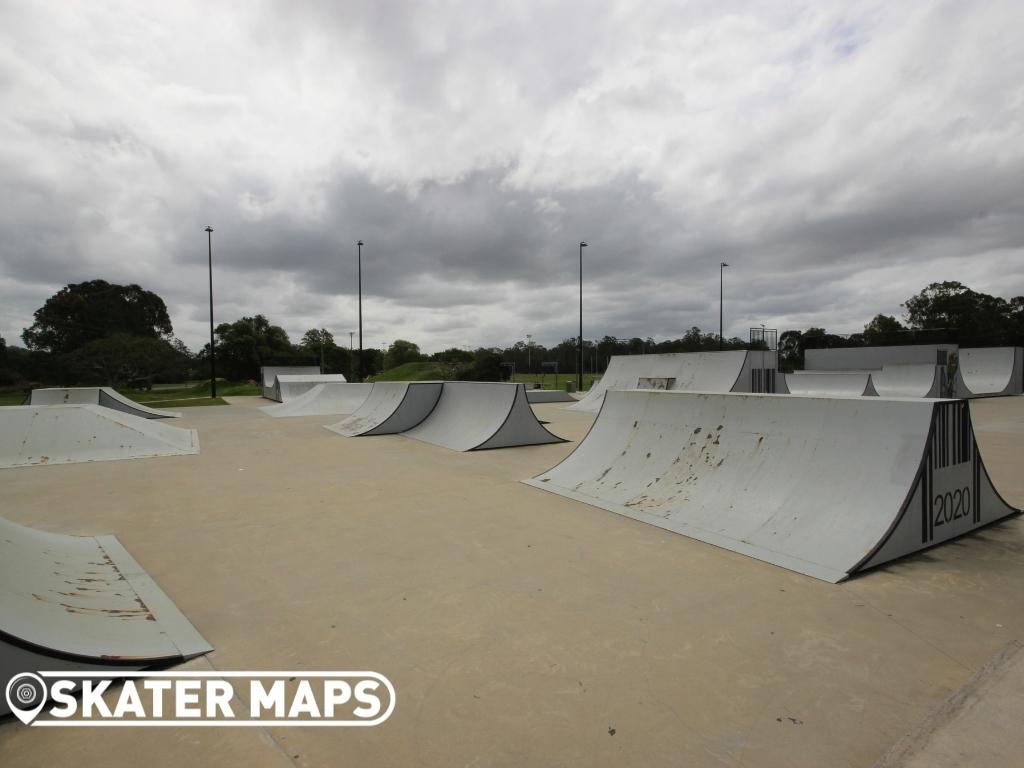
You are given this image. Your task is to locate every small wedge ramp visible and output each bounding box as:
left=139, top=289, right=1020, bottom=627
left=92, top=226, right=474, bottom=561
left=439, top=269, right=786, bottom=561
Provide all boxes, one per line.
left=569, top=351, right=761, bottom=413
left=274, top=373, right=349, bottom=402
left=526, top=389, right=577, bottom=404
left=404, top=382, right=566, bottom=451
left=326, top=382, right=443, bottom=436
left=954, top=347, right=1024, bottom=398
left=0, top=405, right=199, bottom=468
left=28, top=387, right=181, bottom=418
left=872, top=364, right=946, bottom=398
left=525, top=390, right=1018, bottom=583
left=1, top=516, right=212, bottom=716
left=260, top=365, right=321, bottom=400
left=261, top=382, right=372, bottom=417
left=786, top=372, right=878, bottom=397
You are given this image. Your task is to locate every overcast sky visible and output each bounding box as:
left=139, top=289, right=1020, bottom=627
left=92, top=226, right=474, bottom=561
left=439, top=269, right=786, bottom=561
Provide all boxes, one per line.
left=1, top=1, right=1022, bottom=354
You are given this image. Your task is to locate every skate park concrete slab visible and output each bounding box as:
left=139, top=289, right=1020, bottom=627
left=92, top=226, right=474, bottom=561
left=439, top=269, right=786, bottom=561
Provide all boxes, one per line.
left=2, top=394, right=1023, bottom=767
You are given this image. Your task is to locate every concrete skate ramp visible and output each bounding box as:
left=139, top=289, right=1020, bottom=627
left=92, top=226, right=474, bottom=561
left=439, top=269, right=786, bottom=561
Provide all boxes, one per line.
left=260, top=382, right=373, bottom=417
left=872, top=365, right=946, bottom=399
left=786, top=371, right=878, bottom=397
left=954, top=348, right=1024, bottom=398
left=568, top=351, right=754, bottom=413
left=806, top=344, right=957, bottom=371
left=404, top=382, right=566, bottom=451
left=260, top=365, right=320, bottom=399
left=326, top=382, right=443, bottom=436
left=0, top=405, right=199, bottom=468
left=274, top=373, right=348, bottom=402
left=525, top=390, right=1018, bottom=583
left=527, top=389, right=577, bottom=404
left=28, top=387, right=181, bottom=418
left=0, top=516, right=212, bottom=716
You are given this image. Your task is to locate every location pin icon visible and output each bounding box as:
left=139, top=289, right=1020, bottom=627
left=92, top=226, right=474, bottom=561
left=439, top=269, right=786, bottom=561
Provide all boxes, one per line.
left=5, top=673, right=47, bottom=725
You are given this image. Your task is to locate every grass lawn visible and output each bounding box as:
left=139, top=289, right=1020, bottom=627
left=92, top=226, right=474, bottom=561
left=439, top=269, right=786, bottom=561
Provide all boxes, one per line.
left=511, top=372, right=600, bottom=390
left=369, top=362, right=445, bottom=381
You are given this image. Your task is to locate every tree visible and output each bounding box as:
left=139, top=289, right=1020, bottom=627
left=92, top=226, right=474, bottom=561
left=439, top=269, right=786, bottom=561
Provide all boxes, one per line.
left=65, top=334, right=190, bottom=387
left=23, top=280, right=173, bottom=354
left=385, top=339, right=425, bottom=369
left=863, top=314, right=905, bottom=345
left=208, top=315, right=295, bottom=381
left=902, top=281, right=1011, bottom=341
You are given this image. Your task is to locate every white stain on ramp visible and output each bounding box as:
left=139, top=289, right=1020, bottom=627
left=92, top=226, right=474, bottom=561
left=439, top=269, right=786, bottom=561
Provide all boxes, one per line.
left=0, top=405, right=199, bottom=468
left=403, top=382, right=566, bottom=451
left=525, top=390, right=1018, bottom=582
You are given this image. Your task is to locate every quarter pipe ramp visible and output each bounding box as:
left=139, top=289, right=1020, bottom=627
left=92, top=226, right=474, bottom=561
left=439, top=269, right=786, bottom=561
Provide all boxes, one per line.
left=404, top=382, right=566, bottom=451
left=568, top=351, right=760, bottom=413
left=1, top=516, right=212, bottom=716
left=326, top=382, right=443, bottom=436
left=28, top=387, right=181, bottom=418
left=260, top=366, right=321, bottom=400
left=525, top=390, right=1018, bottom=582
left=785, top=372, right=878, bottom=397
left=260, top=382, right=373, bottom=417
left=953, top=347, right=1024, bottom=398
left=871, top=364, right=946, bottom=399
left=0, top=405, right=199, bottom=468
left=274, top=374, right=349, bottom=402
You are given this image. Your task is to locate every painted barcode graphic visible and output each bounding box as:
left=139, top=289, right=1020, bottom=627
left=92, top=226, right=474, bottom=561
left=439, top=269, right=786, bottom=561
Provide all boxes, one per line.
left=921, top=401, right=982, bottom=543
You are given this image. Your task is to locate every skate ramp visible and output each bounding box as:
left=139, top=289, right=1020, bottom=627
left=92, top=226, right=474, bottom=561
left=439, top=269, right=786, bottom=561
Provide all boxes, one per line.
left=806, top=344, right=957, bottom=371
left=275, top=374, right=349, bottom=402
left=0, top=405, right=199, bottom=468
left=0, top=516, right=212, bottom=716
left=404, top=382, right=566, bottom=451
left=872, top=365, right=946, bottom=399
left=954, top=348, right=1024, bottom=398
left=260, top=365, right=321, bottom=400
left=326, top=382, right=443, bottom=436
left=525, top=390, right=1017, bottom=583
left=568, top=351, right=755, bottom=413
left=786, top=371, right=878, bottom=397
left=260, top=382, right=373, bottom=417
left=28, top=387, right=181, bottom=418
left=527, top=389, right=577, bottom=404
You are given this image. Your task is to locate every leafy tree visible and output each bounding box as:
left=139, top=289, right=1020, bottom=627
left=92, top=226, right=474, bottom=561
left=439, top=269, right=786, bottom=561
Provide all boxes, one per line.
left=863, top=314, right=905, bottom=345
left=23, top=280, right=173, bottom=354
left=385, top=339, right=425, bottom=369
left=902, top=281, right=1011, bottom=341
left=207, top=315, right=295, bottom=381
left=65, top=334, right=190, bottom=387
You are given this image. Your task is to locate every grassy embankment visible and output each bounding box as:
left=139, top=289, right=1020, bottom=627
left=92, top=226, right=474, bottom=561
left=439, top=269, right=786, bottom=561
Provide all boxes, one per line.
left=368, top=362, right=599, bottom=390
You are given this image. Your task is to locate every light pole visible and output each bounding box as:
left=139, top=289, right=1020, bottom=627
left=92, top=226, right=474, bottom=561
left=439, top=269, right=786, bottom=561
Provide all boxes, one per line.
left=357, top=240, right=364, bottom=381
left=349, top=331, right=355, bottom=380
left=719, top=261, right=729, bottom=351
left=578, top=240, right=587, bottom=391
left=205, top=226, right=216, bottom=398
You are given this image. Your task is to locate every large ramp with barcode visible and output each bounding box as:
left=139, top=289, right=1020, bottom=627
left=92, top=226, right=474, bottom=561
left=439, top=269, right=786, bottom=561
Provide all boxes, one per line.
left=525, top=391, right=1018, bottom=582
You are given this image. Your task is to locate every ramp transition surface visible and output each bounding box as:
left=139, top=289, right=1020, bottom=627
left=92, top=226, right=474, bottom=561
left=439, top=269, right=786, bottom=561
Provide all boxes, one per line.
left=954, top=348, right=1024, bottom=399
left=0, top=405, right=199, bottom=468
left=28, top=387, right=181, bottom=418
left=785, top=371, right=879, bottom=397
left=0, top=516, right=212, bottom=716
left=260, top=382, right=372, bottom=417
left=525, top=390, right=1018, bottom=582
left=326, top=382, right=443, bottom=436
left=259, top=365, right=321, bottom=400
left=404, top=382, right=566, bottom=451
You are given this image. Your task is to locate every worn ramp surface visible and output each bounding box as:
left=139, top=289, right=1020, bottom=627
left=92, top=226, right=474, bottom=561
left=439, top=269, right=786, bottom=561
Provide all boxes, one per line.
left=786, top=371, right=878, bottom=397
left=954, top=347, right=1024, bottom=398
left=872, top=365, right=946, bottom=398
left=0, top=516, right=212, bottom=716
left=326, top=381, right=443, bottom=436
left=569, top=351, right=754, bottom=413
left=260, top=382, right=372, bottom=417
left=525, top=390, right=1018, bottom=582
left=274, top=373, right=349, bottom=402
left=28, top=387, right=181, bottom=418
left=0, top=405, right=199, bottom=468
left=404, top=382, right=565, bottom=451
left=259, top=365, right=321, bottom=400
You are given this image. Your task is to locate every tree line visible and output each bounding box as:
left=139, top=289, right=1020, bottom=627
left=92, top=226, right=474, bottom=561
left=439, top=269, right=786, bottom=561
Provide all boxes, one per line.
left=2, top=278, right=1021, bottom=388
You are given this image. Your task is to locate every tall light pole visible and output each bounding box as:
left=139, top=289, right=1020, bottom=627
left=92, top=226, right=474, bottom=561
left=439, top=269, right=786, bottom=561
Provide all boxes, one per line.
left=357, top=240, right=364, bottom=381
left=349, top=331, right=355, bottom=380
left=205, top=226, right=216, bottom=398
left=719, top=261, right=729, bottom=351
left=578, top=241, right=588, bottom=391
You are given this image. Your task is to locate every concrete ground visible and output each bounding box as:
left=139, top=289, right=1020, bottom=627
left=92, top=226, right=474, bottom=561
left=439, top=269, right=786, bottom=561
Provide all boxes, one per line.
left=1, top=395, right=1023, bottom=767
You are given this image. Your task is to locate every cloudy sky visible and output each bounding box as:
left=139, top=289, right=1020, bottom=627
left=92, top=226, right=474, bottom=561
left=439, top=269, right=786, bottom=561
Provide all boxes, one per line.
left=1, top=1, right=1022, bottom=354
